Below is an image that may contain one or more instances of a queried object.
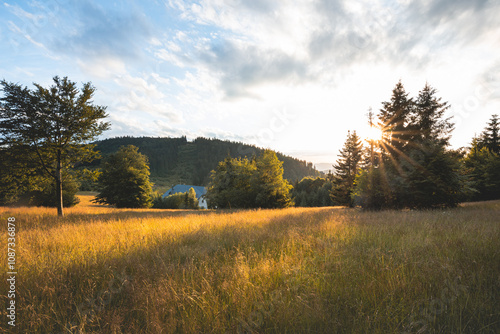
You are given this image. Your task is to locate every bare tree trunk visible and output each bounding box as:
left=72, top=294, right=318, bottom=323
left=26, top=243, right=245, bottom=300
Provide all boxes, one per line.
left=56, top=154, right=64, bottom=217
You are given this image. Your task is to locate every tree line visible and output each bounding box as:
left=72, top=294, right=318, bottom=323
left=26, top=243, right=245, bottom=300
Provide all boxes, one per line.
left=1, top=77, right=498, bottom=213
left=90, top=136, right=319, bottom=186
left=303, top=82, right=499, bottom=209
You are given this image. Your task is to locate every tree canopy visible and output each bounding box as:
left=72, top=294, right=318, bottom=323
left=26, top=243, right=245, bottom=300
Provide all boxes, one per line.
left=0, top=76, right=110, bottom=215
left=464, top=114, right=500, bottom=201
left=354, top=81, right=462, bottom=209
left=292, top=175, right=336, bottom=207
left=94, top=145, right=153, bottom=208
left=331, top=131, right=363, bottom=207
left=206, top=150, right=293, bottom=209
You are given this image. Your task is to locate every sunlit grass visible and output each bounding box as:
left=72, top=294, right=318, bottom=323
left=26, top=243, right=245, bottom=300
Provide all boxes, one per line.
left=0, top=196, right=499, bottom=333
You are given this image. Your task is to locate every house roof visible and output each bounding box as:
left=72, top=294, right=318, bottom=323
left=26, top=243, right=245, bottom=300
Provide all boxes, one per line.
left=163, top=185, right=207, bottom=199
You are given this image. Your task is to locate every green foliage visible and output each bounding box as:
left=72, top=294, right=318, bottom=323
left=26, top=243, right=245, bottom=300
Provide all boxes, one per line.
left=30, top=174, right=80, bottom=208
left=0, top=76, right=109, bottom=215
left=413, top=83, right=453, bottom=146
left=464, top=136, right=500, bottom=201
left=0, top=145, right=40, bottom=205
left=91, top=136, right=319, bottom=186
left=378, top=80, right=413, bottom=154
left=94, top=145, right=153, bottom=208
left=152, top=192, right=183, bottom=209
left=292, top=176, right=336, bottom=207
left=0, top=147, right=80, bottom=206
left=355, top=82, right=461, bottom=209
left=206, top=156, right=257, bottom=208
left=477, top=114, right=499, bottom=154
left=253, top=150, right=293, bottom=208
left=74, top=168, right=101, bottom=192
left=181, top=188, right=199, bottom=209
left=396, top=143, right=462, bottom=208
left=352, top=167, right=394, bottom=210
left=331, top=131, right=363, bottom=207
left=206, top=150, right=293, bottom=208
left=152, top=188, right=199, bottom=209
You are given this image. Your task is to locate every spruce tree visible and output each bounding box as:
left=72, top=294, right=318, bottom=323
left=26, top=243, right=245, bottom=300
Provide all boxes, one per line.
left=400, top=84, right=460, bottom=208
left=413, top=83, right=453, bottom=146
left=356, top=81, right=462, bottom=209
left=480, top=114, right=499, bottom=154
left=331, top=131, right=363, bottom=206
left=378, top=81, right=413, bottom=156
left=465, top=116, right=500, bottom=200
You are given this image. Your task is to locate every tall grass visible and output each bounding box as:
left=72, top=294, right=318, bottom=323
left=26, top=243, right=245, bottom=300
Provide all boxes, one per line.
left=1, top=196, right=499, bottom=333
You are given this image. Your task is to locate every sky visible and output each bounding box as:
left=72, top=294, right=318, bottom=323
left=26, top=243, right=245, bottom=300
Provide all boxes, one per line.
left=1, top=0, right=499, bottom=169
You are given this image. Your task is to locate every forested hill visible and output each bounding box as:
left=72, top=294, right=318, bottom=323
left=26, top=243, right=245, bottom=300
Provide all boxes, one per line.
left=92, top=136, right=319, bottom=188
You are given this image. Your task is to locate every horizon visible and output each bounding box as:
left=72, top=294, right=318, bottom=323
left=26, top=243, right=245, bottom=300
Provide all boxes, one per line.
left=2, top=0, right=499, bottom=165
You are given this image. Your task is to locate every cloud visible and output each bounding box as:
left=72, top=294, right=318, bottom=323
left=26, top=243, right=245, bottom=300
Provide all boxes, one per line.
left=384, top=0, right=499, bottom=64
left=163, top=0, right=319, bottom=98
left=77, top=57, right=127, bottom=79
left=110, top=74, right=183, bottom=123
left=52, top=1, right=151, bottom=61
left=199, top=40, right=308, bottom=98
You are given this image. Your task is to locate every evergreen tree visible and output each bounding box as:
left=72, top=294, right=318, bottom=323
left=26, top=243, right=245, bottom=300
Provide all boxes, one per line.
left=355, top=81, right=462, bottom=209
left=397, top=84, right=460, bottom=208
left=331, top=131, right=363, bottom=206
left=479, top=114, right=500, bottom=154
left=413, top=83, right=453, bottom=146
left=465, top=133, right=500, bottom=200
left=94, top=145, right=153, bottom=208
left=399, top=143, right=462, bottom=208
left=378, top=81, right=413, bottom=156
left=352, top=167, right=393, bottom=210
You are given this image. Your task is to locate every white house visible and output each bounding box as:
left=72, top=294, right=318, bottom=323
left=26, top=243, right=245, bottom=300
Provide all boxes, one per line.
left=163, top=185, right=208, bottom=209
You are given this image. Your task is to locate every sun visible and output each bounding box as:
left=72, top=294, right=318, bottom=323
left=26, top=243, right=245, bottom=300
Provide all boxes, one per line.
left=365, top=126, right=383, bottom=142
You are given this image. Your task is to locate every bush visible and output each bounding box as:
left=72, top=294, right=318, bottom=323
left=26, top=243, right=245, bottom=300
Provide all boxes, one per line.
left=31, top=177, right=80, bottom=208
left=152, top=188, right=199, bottom=209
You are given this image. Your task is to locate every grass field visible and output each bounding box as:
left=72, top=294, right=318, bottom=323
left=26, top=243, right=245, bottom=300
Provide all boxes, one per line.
left=1, top=195, right=499, bottom=333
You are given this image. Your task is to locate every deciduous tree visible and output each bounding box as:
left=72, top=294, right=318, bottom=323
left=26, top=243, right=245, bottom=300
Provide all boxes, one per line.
left=94, top=145, right=153, bottom=208
left=206, top=150, right=293, bottom=208
left=0, top=76, right=109, bottom=216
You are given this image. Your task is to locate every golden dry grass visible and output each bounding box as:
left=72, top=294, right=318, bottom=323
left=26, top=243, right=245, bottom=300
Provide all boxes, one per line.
left=0, top=195, right=499, bottom=333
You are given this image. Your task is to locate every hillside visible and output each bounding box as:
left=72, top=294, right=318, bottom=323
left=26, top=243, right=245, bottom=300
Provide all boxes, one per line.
left=90, top=136, right=320, bottom=190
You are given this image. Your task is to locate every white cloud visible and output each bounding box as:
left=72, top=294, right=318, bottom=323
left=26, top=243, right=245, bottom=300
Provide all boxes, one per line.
left=3, top=0, right=500, bottom=164
left=77, top=57, right=127, bottom=79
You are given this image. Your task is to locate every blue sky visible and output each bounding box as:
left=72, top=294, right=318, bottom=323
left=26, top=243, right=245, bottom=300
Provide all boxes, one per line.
left=1, top=0, right=499, bottom=168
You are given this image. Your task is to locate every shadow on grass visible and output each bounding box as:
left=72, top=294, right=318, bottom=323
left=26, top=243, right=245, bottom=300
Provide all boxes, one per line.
left=18, top=208, right=335, bottom=333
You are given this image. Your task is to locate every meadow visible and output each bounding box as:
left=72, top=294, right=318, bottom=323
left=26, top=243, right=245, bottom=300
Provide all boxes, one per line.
left=1, top=195, right=499, bottom=333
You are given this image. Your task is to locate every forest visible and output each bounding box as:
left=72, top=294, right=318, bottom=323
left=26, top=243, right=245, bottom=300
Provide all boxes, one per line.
left=294, top=82, right=500, bottom=209
left=89, top=136, right=319, bottom=188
